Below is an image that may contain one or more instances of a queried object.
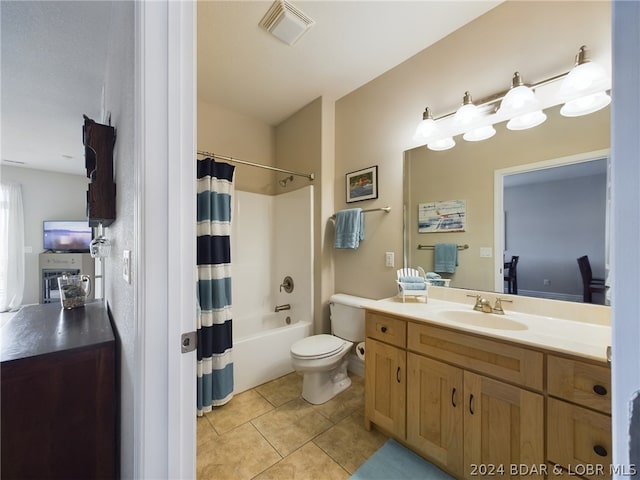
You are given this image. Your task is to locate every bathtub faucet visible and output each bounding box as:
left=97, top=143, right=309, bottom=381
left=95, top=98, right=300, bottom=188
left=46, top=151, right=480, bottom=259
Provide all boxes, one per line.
left=274, top=304, right=291, bottom=312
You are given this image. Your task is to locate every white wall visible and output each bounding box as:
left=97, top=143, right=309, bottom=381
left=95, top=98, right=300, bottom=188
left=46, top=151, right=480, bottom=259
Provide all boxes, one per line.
left=1, top=166, right=87, bottom=305
left=100, top=2, right=136, bottom=477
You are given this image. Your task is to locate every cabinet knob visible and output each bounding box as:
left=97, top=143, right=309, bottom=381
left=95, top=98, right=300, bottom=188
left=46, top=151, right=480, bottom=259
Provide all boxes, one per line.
left=381, top=326, right=388, bottom=333
left=593, top=384, right=608, bottom=396
left=593, top=445, right=608, bottom=457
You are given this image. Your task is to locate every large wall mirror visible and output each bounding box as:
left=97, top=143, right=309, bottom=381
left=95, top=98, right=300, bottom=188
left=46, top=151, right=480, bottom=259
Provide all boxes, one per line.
left=404, top=104, right=610, bottom=304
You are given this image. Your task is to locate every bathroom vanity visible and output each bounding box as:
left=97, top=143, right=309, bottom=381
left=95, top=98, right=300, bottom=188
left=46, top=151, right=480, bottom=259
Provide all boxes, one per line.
left=363, top=290, right=612, bottom=480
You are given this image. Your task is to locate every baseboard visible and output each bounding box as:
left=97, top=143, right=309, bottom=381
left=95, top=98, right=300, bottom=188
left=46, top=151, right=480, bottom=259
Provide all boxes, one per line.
left=518, top=289, right=583, bottom=303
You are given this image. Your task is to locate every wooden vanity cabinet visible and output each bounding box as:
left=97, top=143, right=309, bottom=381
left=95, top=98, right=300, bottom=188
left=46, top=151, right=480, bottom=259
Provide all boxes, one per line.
left=407, top=353, right=464, bottom=477
left=364, top=338, right=406, bottom=438
left=463, top=371, right=544, bottom=479
left=405, top=321, right=544, bottom=479
left=365, top=310, right=546, bottom=480
left=547, top=355, right=612, bottom=480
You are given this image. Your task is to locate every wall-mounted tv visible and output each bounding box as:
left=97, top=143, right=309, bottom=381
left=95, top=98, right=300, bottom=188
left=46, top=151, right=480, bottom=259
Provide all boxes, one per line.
left=43, top=221, right=93, bottom=253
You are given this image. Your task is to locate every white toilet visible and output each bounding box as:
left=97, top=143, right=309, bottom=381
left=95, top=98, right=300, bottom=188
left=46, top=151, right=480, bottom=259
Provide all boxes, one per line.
left=290, top=293, right=369, bottom=405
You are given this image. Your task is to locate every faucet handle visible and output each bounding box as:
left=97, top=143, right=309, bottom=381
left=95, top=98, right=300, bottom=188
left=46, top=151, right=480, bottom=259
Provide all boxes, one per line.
left=492, top=297, right=512, bottom=314
left=467, top=294, right=483, bottom=311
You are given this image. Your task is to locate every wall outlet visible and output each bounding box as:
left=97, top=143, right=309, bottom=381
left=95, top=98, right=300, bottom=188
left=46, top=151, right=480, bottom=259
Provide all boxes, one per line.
left=543, top=279, right=551, bottom=286
left=385, top=251, right=395, bottom=267
left=123, top=250, right=131, bottom=284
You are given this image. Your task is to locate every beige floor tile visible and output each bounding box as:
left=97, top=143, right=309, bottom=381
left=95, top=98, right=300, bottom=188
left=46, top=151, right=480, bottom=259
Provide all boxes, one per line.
left=253, top=442, right=350, bottom=480
left=313, top=374, right=365, bottom=423
left=197, top=422, right=281, bottom=480
left=205, top=389, right=275, bottom=434
left=255, top=372, right=303, bottom=407
left=313, top=411, right=387, bottom=474
left=197, top=415, right=218, bottom=448
left=252, top=397, right=334, bottom=457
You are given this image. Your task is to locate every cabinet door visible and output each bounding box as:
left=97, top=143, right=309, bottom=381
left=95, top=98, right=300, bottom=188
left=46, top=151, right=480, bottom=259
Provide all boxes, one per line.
left=407, top=353, right=464, bottom=477
left=547, top=398, right=612, bottom=480
left=365, top=337, right=406, bottom=438
left=463, top=372, right=544, bottom=479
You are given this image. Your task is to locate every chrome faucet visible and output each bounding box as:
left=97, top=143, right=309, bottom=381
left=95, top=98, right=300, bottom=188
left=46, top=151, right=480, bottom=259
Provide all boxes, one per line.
left=274, top=304, right=291, bottom=312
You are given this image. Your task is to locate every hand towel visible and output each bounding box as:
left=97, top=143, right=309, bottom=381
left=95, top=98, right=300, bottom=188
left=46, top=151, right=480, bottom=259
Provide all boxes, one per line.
left=334, top=208, right=364, bottom=249
left=398, top=275, right=427, bottom=291
left=425, top=272, right=441, bottom=280
left=434, top=243, right=458, bottom=273
left=398, top=282, right=427, bottom=291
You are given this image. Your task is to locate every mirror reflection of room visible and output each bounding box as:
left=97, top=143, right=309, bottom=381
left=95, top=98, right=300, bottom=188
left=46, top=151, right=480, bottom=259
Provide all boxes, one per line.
left=405, top=104, right=610, bottom=304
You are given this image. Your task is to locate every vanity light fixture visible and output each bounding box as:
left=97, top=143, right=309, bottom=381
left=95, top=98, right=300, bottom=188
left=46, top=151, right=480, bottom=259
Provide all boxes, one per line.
left=498, top=72, right=547, bottom=131
left=413, top=107, right=455, bottom=151
left=427, top=136, right=456, bottom=152
left=412, top=45, right=610, bottom=150
left=558, top=45, right=611, bottom=117
left=454, top=91, right=496, bottom=141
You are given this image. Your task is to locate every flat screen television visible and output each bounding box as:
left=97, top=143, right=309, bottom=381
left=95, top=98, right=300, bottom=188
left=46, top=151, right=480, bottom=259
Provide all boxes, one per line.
left=43, top=220, right=93, bottom=253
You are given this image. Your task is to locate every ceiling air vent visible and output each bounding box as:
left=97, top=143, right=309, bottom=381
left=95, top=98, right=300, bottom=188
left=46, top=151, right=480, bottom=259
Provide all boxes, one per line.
left=259, top=0, right=315, bottom=46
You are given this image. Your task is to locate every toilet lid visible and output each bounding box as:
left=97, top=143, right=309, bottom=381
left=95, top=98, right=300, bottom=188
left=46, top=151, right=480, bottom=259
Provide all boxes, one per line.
left=291, top=334, right=346, bottom=359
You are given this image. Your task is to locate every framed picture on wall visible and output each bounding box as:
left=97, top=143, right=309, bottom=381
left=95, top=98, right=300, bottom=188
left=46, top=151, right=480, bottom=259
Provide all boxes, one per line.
left=346, top=166, right=378, bottom=203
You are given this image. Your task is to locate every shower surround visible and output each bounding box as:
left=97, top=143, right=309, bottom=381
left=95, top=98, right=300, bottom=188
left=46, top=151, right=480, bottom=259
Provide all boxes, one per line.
left=231, top=185, right=314, bottom=393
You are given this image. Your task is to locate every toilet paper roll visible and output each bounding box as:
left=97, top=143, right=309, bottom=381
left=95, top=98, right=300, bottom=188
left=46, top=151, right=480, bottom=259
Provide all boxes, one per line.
left=356, top=342, right=365, bottom=361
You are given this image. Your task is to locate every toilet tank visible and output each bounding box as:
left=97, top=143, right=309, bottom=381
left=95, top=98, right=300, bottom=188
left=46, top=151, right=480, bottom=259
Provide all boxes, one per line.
left=329, top=293, right=372, bottom=342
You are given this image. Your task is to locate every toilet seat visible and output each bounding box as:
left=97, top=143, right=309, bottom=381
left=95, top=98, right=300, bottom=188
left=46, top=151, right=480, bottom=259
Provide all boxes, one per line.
left=290, top=334, right=347, bottom=360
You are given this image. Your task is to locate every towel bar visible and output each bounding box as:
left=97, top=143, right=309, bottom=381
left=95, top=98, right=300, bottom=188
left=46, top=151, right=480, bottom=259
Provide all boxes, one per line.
left=417, top=244, right=469, bottom=250
left=330, top=206, right=390, bottom=220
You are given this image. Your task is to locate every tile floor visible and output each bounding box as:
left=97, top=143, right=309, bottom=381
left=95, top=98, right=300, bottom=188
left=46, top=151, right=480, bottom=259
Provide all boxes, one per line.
left=197, top=372, right=388, bottom=480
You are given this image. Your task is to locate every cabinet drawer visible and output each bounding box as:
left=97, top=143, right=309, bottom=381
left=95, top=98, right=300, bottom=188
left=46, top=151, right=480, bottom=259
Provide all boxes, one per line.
left=366, top=311, right=406, bottom=348
left=548, top=355, right=611, bottom=414
left=407, top=322, right=543, bottom=391
left=547, top=398, right=612, bottom=480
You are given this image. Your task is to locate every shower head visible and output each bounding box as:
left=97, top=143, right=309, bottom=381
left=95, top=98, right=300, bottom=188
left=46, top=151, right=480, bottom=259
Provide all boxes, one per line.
left=279, top=175, right=294, bottom=187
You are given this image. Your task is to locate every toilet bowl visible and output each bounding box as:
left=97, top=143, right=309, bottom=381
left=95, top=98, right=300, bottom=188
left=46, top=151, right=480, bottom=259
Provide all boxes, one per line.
left=290, top=334, right=353, bottom=404
left=290, top=294, right=370, bottom=405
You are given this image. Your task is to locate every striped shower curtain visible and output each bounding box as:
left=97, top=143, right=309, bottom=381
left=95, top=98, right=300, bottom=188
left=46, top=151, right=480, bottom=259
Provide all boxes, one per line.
left=197, top=157, right=235, bottom=414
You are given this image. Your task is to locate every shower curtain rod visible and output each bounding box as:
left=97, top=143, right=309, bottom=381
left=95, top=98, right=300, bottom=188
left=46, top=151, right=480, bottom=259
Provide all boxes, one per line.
left=197, top=150, right=315, bottom=181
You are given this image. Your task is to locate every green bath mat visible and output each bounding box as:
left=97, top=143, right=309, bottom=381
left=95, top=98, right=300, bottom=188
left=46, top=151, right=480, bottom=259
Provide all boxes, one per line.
left=350, top=439, right=454, bottom=480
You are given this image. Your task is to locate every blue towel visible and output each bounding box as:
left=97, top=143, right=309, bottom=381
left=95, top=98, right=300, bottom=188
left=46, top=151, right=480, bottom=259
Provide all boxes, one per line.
left=334, top=208, right=364, bottom=249
left=425, top=272, right=441, bottom=280
left=398, top=275, right=426, bottom=291
left=398, top=276, right=425, bottom=283
left=399, top=282, right=426, bottom=291
left=434, top=243, right=458, bottom=273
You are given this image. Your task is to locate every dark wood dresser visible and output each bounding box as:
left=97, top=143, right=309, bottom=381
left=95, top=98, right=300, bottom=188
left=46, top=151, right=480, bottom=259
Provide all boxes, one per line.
left=1, top=301, right=117, bottom=479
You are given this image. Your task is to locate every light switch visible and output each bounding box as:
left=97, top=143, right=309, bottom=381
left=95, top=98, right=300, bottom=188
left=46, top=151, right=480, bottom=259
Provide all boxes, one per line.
left=123, top=250, right=131, bottom=283
left=385, top=252, right=395, bottom=267
left=479, top=247, right=493, bottom=258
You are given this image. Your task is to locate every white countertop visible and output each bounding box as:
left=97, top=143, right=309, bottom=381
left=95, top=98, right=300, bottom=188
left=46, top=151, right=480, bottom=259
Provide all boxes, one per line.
left=365, top=296, right=612, bottom=364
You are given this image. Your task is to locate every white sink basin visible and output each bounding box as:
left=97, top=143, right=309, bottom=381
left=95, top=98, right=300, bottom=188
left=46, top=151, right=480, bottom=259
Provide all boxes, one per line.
left=437, top=309, right=528, bottom=331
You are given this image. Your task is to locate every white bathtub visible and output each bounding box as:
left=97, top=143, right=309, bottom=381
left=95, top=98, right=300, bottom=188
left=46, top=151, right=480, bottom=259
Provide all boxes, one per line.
left=233, top=310, right=312, bottom=393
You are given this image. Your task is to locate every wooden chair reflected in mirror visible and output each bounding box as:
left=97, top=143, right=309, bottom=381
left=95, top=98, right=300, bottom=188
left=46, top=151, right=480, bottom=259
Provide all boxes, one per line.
left=577, top=255, right=606, bottom=303
left=504, top=255, right=519, bottom=294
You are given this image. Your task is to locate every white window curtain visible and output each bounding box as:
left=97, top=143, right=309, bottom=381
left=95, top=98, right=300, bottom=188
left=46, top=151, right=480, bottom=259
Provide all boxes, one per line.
left=0, top=181, right=25, bottom=312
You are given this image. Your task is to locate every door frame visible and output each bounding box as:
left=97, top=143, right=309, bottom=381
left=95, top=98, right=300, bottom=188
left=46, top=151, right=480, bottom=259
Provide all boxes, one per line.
left=493, top=149, right=610, bottom=293
left=134, top=1, right=196, bottom=478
